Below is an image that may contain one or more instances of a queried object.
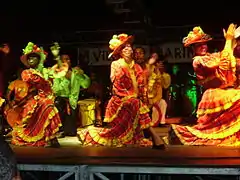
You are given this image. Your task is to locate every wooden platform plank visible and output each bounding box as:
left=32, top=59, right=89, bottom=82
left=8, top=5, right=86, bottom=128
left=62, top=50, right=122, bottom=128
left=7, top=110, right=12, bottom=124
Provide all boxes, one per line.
left=12, top=145, right=240, bottom=166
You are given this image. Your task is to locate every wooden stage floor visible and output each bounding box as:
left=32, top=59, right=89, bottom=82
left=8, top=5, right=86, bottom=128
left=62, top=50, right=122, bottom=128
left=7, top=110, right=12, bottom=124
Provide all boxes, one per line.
left=10, top=118, right=240, bottom=179
left=11, top=120, right=240, bottom=168
left=10, top=117, right=240, bottom=168
left=11, top=132, right=240, bottom=167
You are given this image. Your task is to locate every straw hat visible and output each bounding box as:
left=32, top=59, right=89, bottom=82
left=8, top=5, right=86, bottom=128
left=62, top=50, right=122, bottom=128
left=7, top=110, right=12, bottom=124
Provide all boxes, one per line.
left=20, top=42, right=48, bottom=68
left=182, top=26, right=212, bottom=47
left=108, top=33, right=134, bottom=58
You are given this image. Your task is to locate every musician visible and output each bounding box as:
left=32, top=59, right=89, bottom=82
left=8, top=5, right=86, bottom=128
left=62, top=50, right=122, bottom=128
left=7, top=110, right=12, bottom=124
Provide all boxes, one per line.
left=50, top=45, right=91, bottom=137
left=146, top=53, right=171, bottom=125
left=134, top=47, right=146, bottom=69
left=134, top=48, right=171, bottom=125
left=86, top=71, right=104, bottom=127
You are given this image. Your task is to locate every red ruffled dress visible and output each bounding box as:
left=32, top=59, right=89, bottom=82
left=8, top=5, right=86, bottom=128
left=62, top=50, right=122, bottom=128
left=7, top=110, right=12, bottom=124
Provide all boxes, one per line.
left=11, top=69, right=62, bottom=147
left=78, top=58, right=158, bottom=147
left=171, top=53, right=240, bottom=146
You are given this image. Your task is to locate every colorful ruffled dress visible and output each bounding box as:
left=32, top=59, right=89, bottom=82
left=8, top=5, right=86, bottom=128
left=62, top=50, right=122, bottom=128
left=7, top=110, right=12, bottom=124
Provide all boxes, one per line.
left=171, top=52, right=240, bottom=146
left=78, top=58, right=156, bottom=147
left=11, top=69, right=61, bottom=147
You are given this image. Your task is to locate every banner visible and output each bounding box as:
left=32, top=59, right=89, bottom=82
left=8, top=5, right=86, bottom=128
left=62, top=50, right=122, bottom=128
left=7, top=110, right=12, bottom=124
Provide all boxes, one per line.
left=78, top=46, right=110, bottom=66
left=158, top=42, right=193, bottom=63
left=77, top=43, right=193, bottom=66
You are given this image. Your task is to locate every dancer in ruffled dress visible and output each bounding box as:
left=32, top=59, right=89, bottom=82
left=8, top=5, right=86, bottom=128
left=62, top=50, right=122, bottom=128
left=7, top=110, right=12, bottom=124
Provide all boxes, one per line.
left=11, top=69, right=61, bottom=147
left=170, top=24, right=240, bottom=146
left=78, top=34, right=165, bottom=148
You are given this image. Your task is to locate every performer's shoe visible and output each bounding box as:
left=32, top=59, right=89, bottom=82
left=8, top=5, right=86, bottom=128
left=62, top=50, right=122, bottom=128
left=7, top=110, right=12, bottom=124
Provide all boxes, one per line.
left=58, top=132, right=76, bottom=138
left=65, top=132, right=77, bottom=137
left=168, top=126, right=182, bottom=145
left=152, top=144, right=166, bottom=150
left=50, top=138, right=60, bottom=148
left=152, top=137, right=167, bottom=150
left=57, top=132, right=66, bottom=139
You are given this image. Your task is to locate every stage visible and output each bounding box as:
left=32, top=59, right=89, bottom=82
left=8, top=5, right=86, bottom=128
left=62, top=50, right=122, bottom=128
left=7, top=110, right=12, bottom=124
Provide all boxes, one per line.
left=11, top=126, right=240, bottom=180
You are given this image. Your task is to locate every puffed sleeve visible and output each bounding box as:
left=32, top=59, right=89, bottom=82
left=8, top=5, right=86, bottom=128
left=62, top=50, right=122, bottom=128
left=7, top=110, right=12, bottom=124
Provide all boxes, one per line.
left=110, top=61, right=120, bottom=83
left=193, top=53, right=220, bottom=69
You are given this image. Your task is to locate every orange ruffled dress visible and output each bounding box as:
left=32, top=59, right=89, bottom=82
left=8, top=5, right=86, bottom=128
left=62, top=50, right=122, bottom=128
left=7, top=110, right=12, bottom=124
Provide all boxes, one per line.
left=78, top=58, right=158, bottom=147
left=11, top=69, right=61, bottom=147
left=171, top=52, right=240, bottom=146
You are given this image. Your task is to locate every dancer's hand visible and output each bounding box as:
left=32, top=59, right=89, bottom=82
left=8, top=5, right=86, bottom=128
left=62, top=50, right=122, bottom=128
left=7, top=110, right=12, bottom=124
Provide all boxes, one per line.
left=223, top=23, right=237, bottom=40
left=50, top=42, right=60, bottom=57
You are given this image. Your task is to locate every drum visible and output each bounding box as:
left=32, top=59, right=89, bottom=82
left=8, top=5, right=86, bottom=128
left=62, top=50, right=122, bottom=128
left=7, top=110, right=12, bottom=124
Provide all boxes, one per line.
left=151, top=103, right=162, bottom=127
left=77, top=99, right=96, bottom=127
left=4, top=80, right=29, bottom=128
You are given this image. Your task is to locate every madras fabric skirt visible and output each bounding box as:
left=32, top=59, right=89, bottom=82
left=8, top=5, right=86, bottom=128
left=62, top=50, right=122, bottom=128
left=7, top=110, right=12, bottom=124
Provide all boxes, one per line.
left=78, top=96, right=156, bottom=147
left=171, top=88, right=240, bottom=146
left=11, top=96, right=62, bottom=147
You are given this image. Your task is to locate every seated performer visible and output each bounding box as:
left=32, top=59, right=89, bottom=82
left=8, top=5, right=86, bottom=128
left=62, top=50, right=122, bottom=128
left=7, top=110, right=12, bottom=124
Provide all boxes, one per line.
left=50, top=43, right=91, bottom=137
left=146, top=53, right=171, bottom=125
left=169, top=24, right=240, bottom=146
left=11, top=69, right=61, bottom=147
left=78, top=34, right=165, bottom=149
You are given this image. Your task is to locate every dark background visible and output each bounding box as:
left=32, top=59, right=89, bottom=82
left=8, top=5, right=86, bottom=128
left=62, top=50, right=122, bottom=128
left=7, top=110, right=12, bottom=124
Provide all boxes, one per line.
left=1, top=1, right=239, bottom=44
left=0, top=0, right=239, bottom=88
